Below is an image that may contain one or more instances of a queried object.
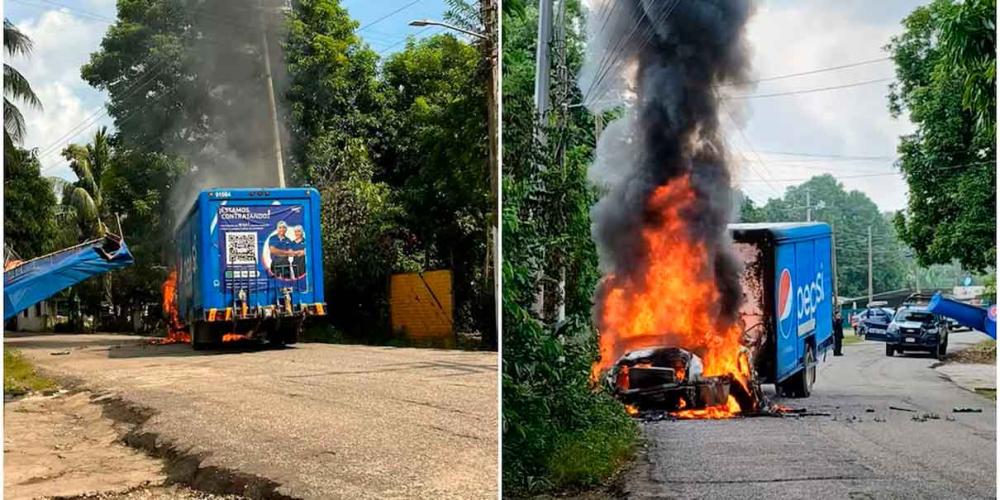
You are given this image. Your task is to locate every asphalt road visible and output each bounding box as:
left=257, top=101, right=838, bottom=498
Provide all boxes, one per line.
left=5, top=333, right=497, bottom=499
left=622, top=331, right=996, bottom=499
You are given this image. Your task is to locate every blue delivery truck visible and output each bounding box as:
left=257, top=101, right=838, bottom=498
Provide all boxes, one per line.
left=730, top=223, right=835, bottom=398
left=174, top=188, right=326, bottom=349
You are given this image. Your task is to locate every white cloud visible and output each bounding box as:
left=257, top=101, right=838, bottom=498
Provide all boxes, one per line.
left=9, top=8, right=113, bottom=181
left=732, top=1, right=921, bottom=212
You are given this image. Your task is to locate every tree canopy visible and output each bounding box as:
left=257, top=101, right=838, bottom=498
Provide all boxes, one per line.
left=4, top=148, right=58, bottom=259
left=887, top=0, right=996, bottom=272
left=740, top=175, right=908, bottom=299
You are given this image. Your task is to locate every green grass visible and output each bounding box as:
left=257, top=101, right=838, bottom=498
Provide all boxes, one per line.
left=842, top=335, right=865, bottom=345
left=547, top=423, right=636, bottom=490
left=4, top=349, right=57, bottom=396
left=974, top=388, right=996, bottom=401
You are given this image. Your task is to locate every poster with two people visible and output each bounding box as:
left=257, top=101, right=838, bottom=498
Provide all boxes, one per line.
left=217, top=204, right=308, bottom=288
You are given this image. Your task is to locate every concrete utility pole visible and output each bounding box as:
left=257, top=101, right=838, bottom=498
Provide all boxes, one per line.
left=259, top=0, right=286, bottom=188
left=553, top=0, right=569, bottom=322
left=805, top=188, right=812, bottom=222
left=533, top=0, right=554, bottom=130
left=867, top=225, right=874, bottom=305
left=483, top=0, right=500, bottom=346
left=531, top=0, right=554, bottom=316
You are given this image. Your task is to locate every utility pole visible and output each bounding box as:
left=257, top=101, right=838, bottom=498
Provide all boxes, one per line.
left=259, top=0, right=286, bottom=188
left=805, top=188, right=812, bottom=222
left=867, top=225, right=873, bottom=305
left=482, top=0, right=500, bottom=347
left=533, top=0, right=554, bottom=131
left=531, top=0, right=554, bottom=316
left=553, top=0, right=569, bottom=322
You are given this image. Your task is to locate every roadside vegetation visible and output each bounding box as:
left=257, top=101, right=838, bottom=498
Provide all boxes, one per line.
left=4, top=349, right=56, bottom=396
left=502, top=1, right=637, bottom=494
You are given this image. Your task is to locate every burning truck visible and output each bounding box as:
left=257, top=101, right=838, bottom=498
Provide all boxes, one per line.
left=602, top=223, right=836, bottom=417
left=580, top=0, right=835, bottom=419
left=167, top=188, right=326, bottom=349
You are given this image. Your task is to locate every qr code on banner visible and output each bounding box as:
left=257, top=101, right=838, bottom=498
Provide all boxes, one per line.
left=225, top=232, right=258, bottom=265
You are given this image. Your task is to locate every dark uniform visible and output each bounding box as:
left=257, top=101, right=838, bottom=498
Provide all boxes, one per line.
left=833, top=312, right=844, bottom=356
left=269, top=235, right=293, bottom=279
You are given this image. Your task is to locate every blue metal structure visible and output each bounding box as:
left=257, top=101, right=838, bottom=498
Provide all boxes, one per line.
left=731, top=223, right=834, bottom=397
left=4, top=235, right=134, bottom=321
left=174, top=188, right=326, bottom=348
left=928, top=292, right=996, bottom=339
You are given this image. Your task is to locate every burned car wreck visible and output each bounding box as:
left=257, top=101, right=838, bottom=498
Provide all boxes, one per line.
left=605, top=347, right=759, bottom=413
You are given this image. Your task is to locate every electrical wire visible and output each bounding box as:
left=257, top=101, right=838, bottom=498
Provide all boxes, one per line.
left=721, top=56, right=891, bottom=87
left=726, top=77, right=894, bottom=100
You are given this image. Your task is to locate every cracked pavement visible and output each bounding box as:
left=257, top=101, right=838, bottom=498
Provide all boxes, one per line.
left=5, top=333, right=497, bottom=499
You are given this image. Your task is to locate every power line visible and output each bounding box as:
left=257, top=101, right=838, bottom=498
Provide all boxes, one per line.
left=727, top=77, right=894, bottom=100
left=739, top=160, right=992, bottom=183
left=748, top=150, right=895, bottom=161
left=36, top=58, right=172, bottom=162
left=724, top=108, right=783, bottom=197
left=722, top=56, right=892, bottom=87
left=358, top=0, right=423, bottom=32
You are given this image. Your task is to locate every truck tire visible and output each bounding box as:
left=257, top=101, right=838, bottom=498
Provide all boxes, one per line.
left=782, top=348, right=815, bottom=398
left=191, top=322, right=213, bottom=351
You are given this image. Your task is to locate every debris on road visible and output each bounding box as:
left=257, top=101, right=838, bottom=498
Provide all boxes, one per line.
left=953, top=407, right=983, bottom=413
left=912, top=413, right=941, bottom=422
left=889, top=405, right=916, bottom=412
left=865, top=408, right=875, bottom=413
left=51, top=350, right=71, bottom=356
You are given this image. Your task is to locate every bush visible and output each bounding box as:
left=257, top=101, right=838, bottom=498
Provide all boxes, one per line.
left=4, top=349, right=57, bottom=396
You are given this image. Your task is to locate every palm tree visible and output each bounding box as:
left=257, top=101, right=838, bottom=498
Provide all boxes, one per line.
left=61, top=127, right=111, bottom=239
left=4, top=18, right=42, bottom=158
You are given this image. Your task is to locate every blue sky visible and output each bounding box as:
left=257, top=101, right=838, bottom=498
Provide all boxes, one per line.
left=5, top=0, right=450, bottom=182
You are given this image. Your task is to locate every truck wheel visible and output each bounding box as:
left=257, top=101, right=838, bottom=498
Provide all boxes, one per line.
left=785, top=348, right=815, bottom=398
left=192, top=322, right=212, bottom=351
left=283, top=322, right=301, bottom=345
left=885, top=344, right=894, bottom=357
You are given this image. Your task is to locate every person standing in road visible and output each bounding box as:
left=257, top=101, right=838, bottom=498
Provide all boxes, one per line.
left=833, top=310, right=844, bottom=356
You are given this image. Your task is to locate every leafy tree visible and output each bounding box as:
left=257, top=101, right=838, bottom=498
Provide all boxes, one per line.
left=61, top=127, right=111, bottom=240
left=749, top=175, right=908, bottom=299
left=101, top=149, right=187, bottom=328
left=382, top=33, right=491, bottom=334
left=4, top=18, right=41, bottom=160
left=4, top=148, right=58, bottom=258
left=888, top=0, right=996, bottom=272
left=284, top=0, right=388, bottom=183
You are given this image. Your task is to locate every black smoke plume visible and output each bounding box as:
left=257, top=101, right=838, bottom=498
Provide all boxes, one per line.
left=582, top=0, right=755, bottom=329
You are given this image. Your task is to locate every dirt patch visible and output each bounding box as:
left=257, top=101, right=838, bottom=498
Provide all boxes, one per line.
left=4, top=391, right=168, bottom=499
left=946, top=340, right=996, bottom=364
left=4, top=390, right=256, bottom=500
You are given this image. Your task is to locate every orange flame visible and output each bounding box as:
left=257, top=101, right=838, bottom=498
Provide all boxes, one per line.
left=221, top=333, right=250, bottom=342
left=670, top=395, right=741, bottom=420
left=594, top=175, right=748, bottom=418
left=157, top=270, right=191, bottom=344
